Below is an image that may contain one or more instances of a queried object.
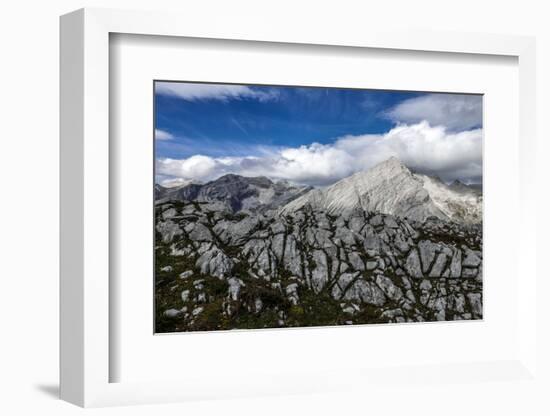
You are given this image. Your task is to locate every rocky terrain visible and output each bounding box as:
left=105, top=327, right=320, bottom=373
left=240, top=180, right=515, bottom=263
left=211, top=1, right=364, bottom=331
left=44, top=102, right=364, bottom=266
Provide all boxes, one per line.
left=155, top=158, right=483, bottom=332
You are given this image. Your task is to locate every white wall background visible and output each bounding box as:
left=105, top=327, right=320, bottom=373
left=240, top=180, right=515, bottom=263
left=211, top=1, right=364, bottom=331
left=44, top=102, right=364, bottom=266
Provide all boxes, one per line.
left=0, top=1, right=548, bottom=414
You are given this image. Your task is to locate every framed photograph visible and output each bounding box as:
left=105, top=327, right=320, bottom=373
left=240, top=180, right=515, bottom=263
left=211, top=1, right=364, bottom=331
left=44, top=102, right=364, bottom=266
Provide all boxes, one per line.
left=60, top=8, right=538, bottom=407
left=153, top=81, right=483, bottom=334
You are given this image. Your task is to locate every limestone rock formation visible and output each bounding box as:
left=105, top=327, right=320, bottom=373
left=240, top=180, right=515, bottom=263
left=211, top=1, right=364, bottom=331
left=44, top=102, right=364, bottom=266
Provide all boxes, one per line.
left=155, top=199, right=482, bottom=332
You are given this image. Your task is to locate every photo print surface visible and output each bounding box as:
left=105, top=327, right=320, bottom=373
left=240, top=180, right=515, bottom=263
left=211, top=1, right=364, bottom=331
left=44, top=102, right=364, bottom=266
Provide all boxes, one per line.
left=154, top=81, right=483, bottom=333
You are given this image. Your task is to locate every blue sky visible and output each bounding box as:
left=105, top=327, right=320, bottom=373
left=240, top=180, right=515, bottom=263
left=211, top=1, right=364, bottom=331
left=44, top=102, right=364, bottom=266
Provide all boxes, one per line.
left=155, top=84, right=425, bottom=159
left=154, top=82, right=482, bottom=186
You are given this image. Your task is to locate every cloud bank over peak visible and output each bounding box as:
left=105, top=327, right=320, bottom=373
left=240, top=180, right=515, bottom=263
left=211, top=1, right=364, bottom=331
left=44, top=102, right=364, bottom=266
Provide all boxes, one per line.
left=384, top=93, right=482, bottom=131
left=155, top=82, right=279, bottom=102
left=156, top=121, right=482, bottom=187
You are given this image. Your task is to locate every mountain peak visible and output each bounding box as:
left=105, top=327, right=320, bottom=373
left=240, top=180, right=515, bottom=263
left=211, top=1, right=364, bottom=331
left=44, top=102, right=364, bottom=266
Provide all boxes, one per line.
left=374, top=156, right=409, bottom=170
left=448, top=179, right=472, bottom=192
left=213, top=174, right=273, bottom=187
left=447, top=179, right=482, bottom=197
left=345, top=157, right=410, bottom=184
left=340, top=157, right=409, bottom=184
left=281, top=156, right=447, bottom=222
left=215, top=173, right=244, bottom=181
left=380, top=155, right=402, bottom=165
left=155, top=173, right=309, bottom=213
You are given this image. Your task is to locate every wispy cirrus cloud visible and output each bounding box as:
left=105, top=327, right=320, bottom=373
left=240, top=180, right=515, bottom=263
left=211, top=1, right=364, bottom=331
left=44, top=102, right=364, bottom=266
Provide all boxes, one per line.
left=155, top=129, right=174, bottom=141
left=156, top=121, right=482, bottom=186
left=155, top=82, right=279, bottom=102
left=384, top=93, right=482, bottom=131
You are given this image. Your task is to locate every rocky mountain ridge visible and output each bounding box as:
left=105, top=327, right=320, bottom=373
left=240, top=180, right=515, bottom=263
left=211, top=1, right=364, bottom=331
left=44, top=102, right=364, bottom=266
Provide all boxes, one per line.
left=155, top=158, right=482, bottom=332
left=280, top=157, right=482, bottom=224
left=414, top=174, right=482, bottom=224
left=156, top=174, right=312, bottom=214
left=157, top=158, right=482, bottom=224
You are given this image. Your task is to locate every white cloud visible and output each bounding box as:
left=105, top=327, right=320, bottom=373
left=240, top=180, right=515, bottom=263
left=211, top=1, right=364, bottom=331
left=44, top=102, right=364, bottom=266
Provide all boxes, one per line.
left=156, top=122, right=482, bottom=186
left=385, top=93, right=482, bottom=131
left=155, top=82, right=279, bottom=102
left=336, top=122, right=482, bottom=183
left=158, top=177, right=199, bottom=188
left=157, top=155, right=220, bottom=179
left=155, top=129, right=174, bottom=141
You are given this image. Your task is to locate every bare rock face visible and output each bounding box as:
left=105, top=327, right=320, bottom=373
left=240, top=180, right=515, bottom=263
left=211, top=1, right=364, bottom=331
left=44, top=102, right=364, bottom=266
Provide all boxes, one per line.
left=418, top=175, right=482, bottom=224
left=280, top=158, right=445, bottom=222
left=405, top=249, right=423, bottom=278
left=155, top=198, right=482, bottom=332
left=195, top=247, right=233, bottom=278
left=462, top=247, right=482, bottom=267
left=156, top=217, right=183, bottom=243
left=280, top=158, right=482, bottom=225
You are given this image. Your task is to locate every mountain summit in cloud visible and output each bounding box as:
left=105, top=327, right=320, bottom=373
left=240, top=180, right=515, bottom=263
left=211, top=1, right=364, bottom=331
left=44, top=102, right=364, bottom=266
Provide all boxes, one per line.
left=156, top=122, right=482, bottom=187
left=280, top=157, right=482, bottom=224
left=156, top=157, right=482, bottom=224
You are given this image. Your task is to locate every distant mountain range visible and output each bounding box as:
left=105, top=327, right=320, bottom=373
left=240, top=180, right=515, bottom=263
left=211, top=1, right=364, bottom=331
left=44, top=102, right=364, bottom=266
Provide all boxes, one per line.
left=155, top=174, right=312, bottom=214
left=155, top=157, right=482, bottom=224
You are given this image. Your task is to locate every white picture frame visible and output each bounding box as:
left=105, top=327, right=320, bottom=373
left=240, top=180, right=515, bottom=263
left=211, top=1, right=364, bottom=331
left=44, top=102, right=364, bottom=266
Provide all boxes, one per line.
left=60, top=7, right=538, bottom=407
